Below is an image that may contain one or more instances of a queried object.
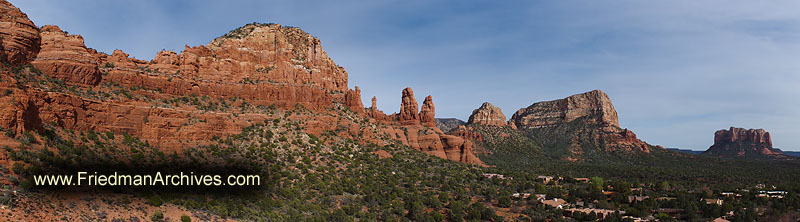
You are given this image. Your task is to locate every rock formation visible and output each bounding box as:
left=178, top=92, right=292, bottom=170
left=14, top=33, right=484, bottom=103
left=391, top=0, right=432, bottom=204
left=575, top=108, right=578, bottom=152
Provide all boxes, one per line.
left=0, top=0, right=487, bottom=166
left=0, top=0, right=40, bottom=65
left=31, top=25, right=102, bottom=85
left=366, top=96, right=392, bottom=122
left=704, top=127, right=786, bottom=158
left=95, top=23, right=351, bottom=111
left=397, top=87, right=419, bottom=125
left=345, top=86, right=364, bottom=113
left=510, top=90, right=619, bottom=128
left=419, top=95, right=435, bottom=127
left=509, top=90, right=651, bottom=155
left=374, top=87, right=483, bottom=165
left=467, top=102, right=507, bottom=127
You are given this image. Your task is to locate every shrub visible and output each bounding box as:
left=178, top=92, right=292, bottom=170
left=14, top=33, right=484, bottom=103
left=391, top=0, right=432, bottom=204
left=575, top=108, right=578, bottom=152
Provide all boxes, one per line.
left=11, top=162, right=24, bottom=175
left=148, top=195, right=163, bottom=206
left=180, top=215, right=191, bottom=222
left=151, top=210, right=164, bottom=221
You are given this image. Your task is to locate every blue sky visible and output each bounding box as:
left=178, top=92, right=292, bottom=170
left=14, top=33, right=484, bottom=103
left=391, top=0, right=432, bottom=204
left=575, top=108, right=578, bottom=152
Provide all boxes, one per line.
left=10, top=0, right=800, bottom=151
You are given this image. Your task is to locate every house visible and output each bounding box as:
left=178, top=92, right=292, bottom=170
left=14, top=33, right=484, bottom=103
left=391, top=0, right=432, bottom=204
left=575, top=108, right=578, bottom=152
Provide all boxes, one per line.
left=627, top=195, right=649, bottom=203
left=574, top=178, right=590, bottom=183
left=622, top=216, right=647, bottom=222
left=712, top=217, right=730, bottom=222
left=534, top=194, right=547, bottom=201
left=704, top=198, right=724, bottom=205
left=512, top=193, right=531, bottom=199
left=721, top=192, right=741, bottom=198
left=758, top=190, right=787, bottom=199
left=482, top=173, right=512, bottom=180
left=541, top=198, right=567, bottom=209
left=537, top=176, right=554, bottom=184
left=564, top=208, right=625, bottom=220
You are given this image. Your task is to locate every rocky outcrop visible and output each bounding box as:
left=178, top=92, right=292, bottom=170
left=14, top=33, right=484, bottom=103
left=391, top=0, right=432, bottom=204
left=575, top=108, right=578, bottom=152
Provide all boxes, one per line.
left=704, top=127, right=786, bottom=158
left=0, top=0, right=40, bottom=66
left=187, top=23, right=348, bottom=92
left=367, top=96, right=392, bottom=121
left=510, top=90, right=650, bottom=156
left=419, top=95, right=435, bottom=127
left=435, top=118, right=465, bottom=133
left=510, top=90, right=619, bottom=128
left=467, top=102, right=507, bottom=127
left=0, top=1, right=486, bottom=167
left=94, top=23, right=354, bottom=111
left=31, top=25, right=101, bottom=85
left=366, top=87, right=483, bottom=165
left=397, top=87, right=419, bottom=125
left=345, top=86, right=364, bottom=113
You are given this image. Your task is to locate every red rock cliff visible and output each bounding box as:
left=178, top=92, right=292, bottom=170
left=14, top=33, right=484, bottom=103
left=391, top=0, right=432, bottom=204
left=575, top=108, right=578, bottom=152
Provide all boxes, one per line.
left=0, top=0, right=40, bottom=65
left=31, top=25, right=102, bottom=85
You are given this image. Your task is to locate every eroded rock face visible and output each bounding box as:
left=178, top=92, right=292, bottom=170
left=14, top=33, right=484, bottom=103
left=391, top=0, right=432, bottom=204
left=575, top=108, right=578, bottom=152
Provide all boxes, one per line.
left=0, top=0, right=40, bottom=66
left=193, top=23, right=348, bottom=92
left=704, top=127, right=785, bottom=158
left=0, top=1, right=486, bottom=167
left=467, top=102, right=507, bottom=127
left=510, top=90, right=619, bottom=129
left=419, top=95, right=435, bottom=127
left=397, top=87, right=419, bottom=125
left=510, top=90, right=650, bottom=155
left=96, top=23, right=353, bottom=111
left=345, top=86, right=364, bottom=113
left=31, top=25, right=101, bottom=85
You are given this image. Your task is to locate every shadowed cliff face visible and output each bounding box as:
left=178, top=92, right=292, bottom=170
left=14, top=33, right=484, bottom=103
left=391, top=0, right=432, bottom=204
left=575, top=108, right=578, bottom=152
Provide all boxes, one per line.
left=704, top=127, right=788, bottom=159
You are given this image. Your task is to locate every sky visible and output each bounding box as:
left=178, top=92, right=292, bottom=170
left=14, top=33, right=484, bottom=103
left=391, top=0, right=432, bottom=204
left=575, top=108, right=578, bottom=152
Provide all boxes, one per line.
left=9, top=0, right=800, bottom=151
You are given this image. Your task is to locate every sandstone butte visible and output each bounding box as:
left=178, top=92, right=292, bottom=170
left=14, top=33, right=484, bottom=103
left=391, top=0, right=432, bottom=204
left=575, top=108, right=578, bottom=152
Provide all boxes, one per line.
left=467, top=102, right=508, bottom=127
left=0, top=0, right=482, bottom=165
left=704, top=127, right=787, bottom=158
left=509, top=90, right=652, bottom=153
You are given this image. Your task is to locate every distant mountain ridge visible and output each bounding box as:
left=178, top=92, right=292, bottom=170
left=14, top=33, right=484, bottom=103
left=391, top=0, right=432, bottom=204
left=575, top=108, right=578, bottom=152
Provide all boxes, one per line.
left=667, top=148, right=703, bottom=155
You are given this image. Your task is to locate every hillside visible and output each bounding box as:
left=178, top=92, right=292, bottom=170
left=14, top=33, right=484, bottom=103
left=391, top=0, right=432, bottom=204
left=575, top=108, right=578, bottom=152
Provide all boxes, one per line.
left=2, top=0, right=800, bottom=221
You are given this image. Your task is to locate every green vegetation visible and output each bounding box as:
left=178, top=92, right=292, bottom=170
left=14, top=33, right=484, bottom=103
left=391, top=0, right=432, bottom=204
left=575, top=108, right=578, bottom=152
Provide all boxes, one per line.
left=218, top=22, right=277, bottom=40
left=150, top=210, right=164, bottom=221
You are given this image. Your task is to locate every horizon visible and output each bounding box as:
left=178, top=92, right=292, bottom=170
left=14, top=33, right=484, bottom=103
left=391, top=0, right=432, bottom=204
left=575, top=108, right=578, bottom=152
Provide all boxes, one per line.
left=10, top=0, right=800, bottom=151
